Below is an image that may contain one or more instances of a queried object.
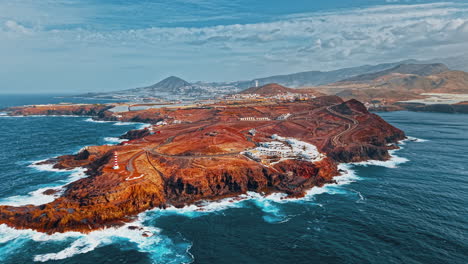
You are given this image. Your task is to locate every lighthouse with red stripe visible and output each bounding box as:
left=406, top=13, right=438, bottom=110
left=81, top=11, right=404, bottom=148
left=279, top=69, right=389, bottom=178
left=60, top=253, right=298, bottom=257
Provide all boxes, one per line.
left=113, top=151, right=120, bottom=170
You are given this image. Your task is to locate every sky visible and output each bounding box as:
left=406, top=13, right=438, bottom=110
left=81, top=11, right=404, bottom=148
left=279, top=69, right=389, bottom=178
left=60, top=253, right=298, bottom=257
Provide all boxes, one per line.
left=1, top=0, right=468, bottom=93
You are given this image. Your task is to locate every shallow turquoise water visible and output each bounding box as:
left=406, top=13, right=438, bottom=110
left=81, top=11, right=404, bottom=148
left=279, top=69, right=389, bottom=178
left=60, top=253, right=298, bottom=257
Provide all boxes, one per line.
left=0, top=96, right=466, bottom=263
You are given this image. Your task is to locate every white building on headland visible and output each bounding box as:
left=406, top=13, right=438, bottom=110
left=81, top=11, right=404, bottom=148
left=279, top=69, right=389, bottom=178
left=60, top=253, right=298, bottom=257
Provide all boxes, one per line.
left=239, top=117, right=270, bottom=121
left=243, top=134, right=325, bottom=163
left=277, top=113, right=291, bottom=120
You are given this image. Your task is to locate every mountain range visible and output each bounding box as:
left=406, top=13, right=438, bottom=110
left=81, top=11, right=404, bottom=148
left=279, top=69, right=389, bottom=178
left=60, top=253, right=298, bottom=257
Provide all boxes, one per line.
left=315, top=68, right=468, bottom=103
left=77, top=56, right=468, bottom=101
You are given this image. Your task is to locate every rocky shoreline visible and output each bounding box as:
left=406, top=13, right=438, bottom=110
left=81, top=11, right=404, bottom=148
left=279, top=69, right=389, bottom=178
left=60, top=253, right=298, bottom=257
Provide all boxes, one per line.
left=0, top=96, right=405, bottom=234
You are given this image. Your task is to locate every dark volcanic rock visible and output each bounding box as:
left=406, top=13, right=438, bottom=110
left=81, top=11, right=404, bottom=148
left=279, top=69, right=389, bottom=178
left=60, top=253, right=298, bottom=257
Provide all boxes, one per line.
left=120, top=129, right=151, bottom=140
left=0, top=98, right=405, bottom=234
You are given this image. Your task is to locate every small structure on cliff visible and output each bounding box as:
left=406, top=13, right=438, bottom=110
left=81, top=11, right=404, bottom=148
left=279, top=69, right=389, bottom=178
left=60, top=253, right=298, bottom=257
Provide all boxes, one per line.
left=277, top=113, right=292, bottom=120
left=113, top=151, right=120, bottom=170
left=239, top=117, right=270, bottom=121
left=243, top=135, right=325, bottom=164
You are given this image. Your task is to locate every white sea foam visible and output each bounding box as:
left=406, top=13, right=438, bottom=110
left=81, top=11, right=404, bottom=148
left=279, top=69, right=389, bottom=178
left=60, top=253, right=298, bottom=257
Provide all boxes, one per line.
left=83, top=118, right=151, bottom=130
left=0, top=131, right=424, bottom=261
left=27, top=159, right=64, bottom=172
left=113, top=121, right=138, bottom=126
left=115, top=122, right=151, bottom=129
left=103, top=137, right=128, bottom=144
left=0, top=187, right=64, bottom=206
left=0, top=160, right=87, bottom=206
left=406, top=136, right=429, bottom=142
left=83, top=118, right=115, bottom=123
left=0, top=168, right=86, bottom=206
left=0, top=213, right=193, bottom=263
left=350, top=150, right=409, bottom=169
left=3, top=114, right=63, bottom=118
left=152, top=137, right=419, bottom=221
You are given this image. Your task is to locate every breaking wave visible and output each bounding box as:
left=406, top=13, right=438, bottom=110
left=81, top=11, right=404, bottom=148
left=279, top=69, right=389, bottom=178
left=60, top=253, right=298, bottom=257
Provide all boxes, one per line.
left=83, top=118, right=115, bottom=123
left=113, top=121, right=138, bottom=126
left=142, top=165, right=359, bottom=224
left=405, top=136, right=429, bottom=142
left=84, top=118, right=150, bottom=130
left=0, top=118, right=428, bottom=262
left=104, top=137, right=128, bottom=144
left=114, top=122, right=151, bottom=130
left=143, top=138, right=418, bottom=224
left=0, top=161, right=87, bottom=207
left=0, top=214, right=193, bottom=263
left=350, top=150, right=409, bottom=169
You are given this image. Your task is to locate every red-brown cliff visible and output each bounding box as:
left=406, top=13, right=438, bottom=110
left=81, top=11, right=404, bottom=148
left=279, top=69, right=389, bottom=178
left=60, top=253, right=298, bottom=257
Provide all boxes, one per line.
left=0, top=97, right=405, bottom=233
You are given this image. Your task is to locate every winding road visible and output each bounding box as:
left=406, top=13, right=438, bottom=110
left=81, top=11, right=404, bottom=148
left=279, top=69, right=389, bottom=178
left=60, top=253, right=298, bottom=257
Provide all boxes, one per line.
left=325, top=104, right=359, bottom=146
left=121, top=103, right=361, bottom=177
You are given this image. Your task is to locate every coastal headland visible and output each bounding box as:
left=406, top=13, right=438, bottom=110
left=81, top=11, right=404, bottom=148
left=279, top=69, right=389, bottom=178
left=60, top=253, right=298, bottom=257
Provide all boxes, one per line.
left=0, top=95, right=405, bottom=233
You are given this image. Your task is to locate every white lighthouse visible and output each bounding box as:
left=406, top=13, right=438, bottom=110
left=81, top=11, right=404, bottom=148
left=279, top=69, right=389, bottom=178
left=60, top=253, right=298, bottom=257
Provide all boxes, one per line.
left=113, top=151, right=120, bottom=170
left=255, top=80, right=259, bottom=87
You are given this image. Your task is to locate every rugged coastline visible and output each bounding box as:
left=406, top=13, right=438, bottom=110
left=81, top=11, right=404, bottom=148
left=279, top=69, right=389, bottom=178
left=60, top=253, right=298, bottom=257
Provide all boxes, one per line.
left=0, top=96, right=405, bottom=234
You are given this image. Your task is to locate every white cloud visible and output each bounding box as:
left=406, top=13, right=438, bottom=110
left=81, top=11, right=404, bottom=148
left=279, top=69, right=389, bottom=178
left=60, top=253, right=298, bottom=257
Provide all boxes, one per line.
left=4, top=20, right=31, bottom=34
left=0, top=2, right=467, bottom=92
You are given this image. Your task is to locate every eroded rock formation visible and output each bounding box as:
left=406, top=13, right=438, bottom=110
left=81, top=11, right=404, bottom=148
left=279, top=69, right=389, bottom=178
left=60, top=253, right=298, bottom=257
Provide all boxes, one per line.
left=0, top=96, right=405, bottom=233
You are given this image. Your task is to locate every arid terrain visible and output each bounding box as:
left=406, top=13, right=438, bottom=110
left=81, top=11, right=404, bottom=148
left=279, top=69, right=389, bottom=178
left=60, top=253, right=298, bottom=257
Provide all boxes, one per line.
left=0, top=95, right=404, bottom=234
left=307, top=65, right=468, bottom=113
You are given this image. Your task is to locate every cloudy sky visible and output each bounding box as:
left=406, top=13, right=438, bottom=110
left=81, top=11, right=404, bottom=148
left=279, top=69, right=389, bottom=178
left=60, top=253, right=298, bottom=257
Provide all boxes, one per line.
left=1, top=0, right=468, bottom=93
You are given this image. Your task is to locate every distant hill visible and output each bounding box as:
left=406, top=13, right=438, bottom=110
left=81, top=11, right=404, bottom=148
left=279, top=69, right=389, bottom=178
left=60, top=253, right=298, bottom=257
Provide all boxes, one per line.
left=76, top=58, right=467, bottom=101
left=324, top=70, right=468, bottom=103
left=77, top=76, right=236, bottom=101
left=240, top=83, right=296, bottom=95
left=240, top=83, right=324, bottom=97
left=418, top=54, right=468, bottom=72
left=224, top=60, right=421, bottom=89
left=142, top=76, right=190, bottom=92
left=341, top=63, right=449, bottom=82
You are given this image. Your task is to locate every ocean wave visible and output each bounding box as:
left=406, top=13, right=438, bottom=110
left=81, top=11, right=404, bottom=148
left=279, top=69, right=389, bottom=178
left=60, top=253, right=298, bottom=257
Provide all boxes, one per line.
left=83, top=118, right=115, bottom=123
left=28, top=159, right=65, bottom=172
left=142, top=172, right=359, bottom=224
left=350, top=150, right=409, bottom=169
left=0, top=214, right=193, bottom=263
left=114, top=122, right=151, bottom=130
left=0, top=187, right=64, bottom=207
left=0, top=133, right=418, bottom=262
left=0, top=167, right=86, bottom=206
left=0, top=115, right=84, bottom=118
left=113, top=121, right=139, bottom=126
left=0, top=160, right=87, bottom=206
left=0, top=159, right=192, bottom=263
left=406, top=136, right=429, bottom=142
left=104, top=137, right=128, bottom=144
left=83, top=118, right=150, bottom=130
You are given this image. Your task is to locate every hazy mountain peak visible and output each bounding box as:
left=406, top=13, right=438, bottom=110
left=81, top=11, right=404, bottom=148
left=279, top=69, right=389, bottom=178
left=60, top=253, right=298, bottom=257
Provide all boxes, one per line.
left=149, top=76, right=190, bottom=90
left=341, top=63, right=449, bottom=82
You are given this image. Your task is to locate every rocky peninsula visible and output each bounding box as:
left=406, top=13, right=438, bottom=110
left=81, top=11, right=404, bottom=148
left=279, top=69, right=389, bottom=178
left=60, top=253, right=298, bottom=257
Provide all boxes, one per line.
left=0, top=96, right=405, bottom=233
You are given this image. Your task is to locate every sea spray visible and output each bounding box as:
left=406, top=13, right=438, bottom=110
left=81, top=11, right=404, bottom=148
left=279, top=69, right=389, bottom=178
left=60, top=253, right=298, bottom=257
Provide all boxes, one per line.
left=104, top=137, right=128, bottom=144
left=0, top=163, right=87, bottom=206
left=0, top=217, right=193, bottom=263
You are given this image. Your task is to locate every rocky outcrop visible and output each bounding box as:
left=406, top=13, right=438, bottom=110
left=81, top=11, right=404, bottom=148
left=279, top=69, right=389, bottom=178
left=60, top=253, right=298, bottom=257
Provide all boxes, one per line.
left=0, top=97, right=405, bottom=233
left=120, top=129, right=151, bottom=140
left=396, top=102, right=468, bottom=113
left=4, top=104, right=112, bottom=116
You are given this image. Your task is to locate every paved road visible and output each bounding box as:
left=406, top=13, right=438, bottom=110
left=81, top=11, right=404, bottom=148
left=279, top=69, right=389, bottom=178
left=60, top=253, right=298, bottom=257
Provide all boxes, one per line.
left=124, top=104, right=359, bottom=165
left=325, top=104, right=359, bottom=146
left=126, top=150, right=145, bottom=173
left=147, top=148, right=244, bottom=159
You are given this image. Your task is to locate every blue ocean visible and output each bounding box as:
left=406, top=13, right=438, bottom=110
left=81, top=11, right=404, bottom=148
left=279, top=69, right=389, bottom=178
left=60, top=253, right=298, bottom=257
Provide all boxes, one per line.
left=0, top=95, right=466, bottom=264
